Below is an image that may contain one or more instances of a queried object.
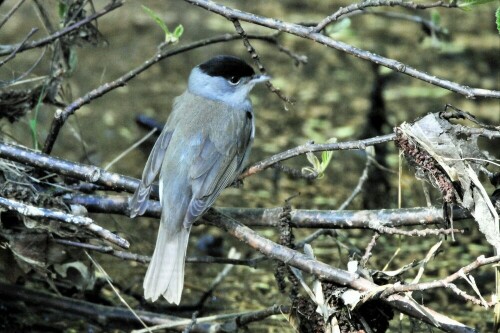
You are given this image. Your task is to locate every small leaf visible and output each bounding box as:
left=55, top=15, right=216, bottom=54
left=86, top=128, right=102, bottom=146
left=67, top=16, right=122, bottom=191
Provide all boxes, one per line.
left=58, top=2, right=68, bottom=19
left=306, top=152, right=321, bottom=170
left=173, top=24, right=184, bottom=38
left=142, top=5, right=170, bottom=35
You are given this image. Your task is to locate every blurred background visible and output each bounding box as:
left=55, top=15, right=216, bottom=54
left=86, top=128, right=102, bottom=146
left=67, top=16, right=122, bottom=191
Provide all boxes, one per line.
left=0, top=0, right=499, bottom=331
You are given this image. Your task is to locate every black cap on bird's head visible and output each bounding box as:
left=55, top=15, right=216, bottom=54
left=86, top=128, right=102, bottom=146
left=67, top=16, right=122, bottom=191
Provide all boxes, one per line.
left=189, top=55, right=269, bottom=104
left=199, top=55, right=255, bottom=81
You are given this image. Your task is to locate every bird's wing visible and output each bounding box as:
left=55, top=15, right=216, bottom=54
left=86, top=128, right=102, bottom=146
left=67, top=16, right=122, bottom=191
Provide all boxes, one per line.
left=129, top=128, right=173, bottom=217
left=184, top=111, right=252, bottom=227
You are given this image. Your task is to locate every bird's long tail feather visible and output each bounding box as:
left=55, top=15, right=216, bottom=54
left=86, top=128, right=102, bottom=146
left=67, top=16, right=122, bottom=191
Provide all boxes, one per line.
left=143, top=223, right=190, bottom=304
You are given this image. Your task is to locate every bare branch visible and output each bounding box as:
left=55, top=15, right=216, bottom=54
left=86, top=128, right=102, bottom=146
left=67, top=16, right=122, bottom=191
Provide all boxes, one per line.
left=65, top=193, right=478, bottom=230
left=314, top=0, right=457, bottom=32
left=380, top=255, right=500, bottom=299
left=0, top=141, right=142, bottom=194
left=232, top=19, right=293, bottom=104
left=54, top=238, right=265, bottom=267
left=0, top=0, right=123, bottom=57
left=184, top=0, right=500, bottom=99
left=0, top=196, right=129, bottom=248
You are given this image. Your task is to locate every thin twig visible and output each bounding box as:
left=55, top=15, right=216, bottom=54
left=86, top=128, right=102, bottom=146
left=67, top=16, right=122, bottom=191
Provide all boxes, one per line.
left=338, top=148, right=374, bottom=210
left=132, top=308, right=286, bottom=333
left=360, top=232, right=380, bottom=267
left=0, top=28, right=38, bottom=67
left=0, top=0, right=27, bottom=30
left=196, top=248, right=241, bottom=307
left=369, top=11, right=448, bottom=36
left=0, top=0, right=123, bottom=57
left=0, top=47, right=46, bottom=88
left=379, top=254, right=500, bottom=299
left=54, top=238, right=265, bottom=266
left=314, top=0, right=457, bottom=32
left=232, top=19, right=293, bottom=104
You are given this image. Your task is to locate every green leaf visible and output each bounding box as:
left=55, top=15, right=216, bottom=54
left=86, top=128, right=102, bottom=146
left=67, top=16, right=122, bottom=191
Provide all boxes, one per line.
left=142, top=5, right=170, bottom=35
left=58, top=2, right=68, bottom=19
left=142, top=6, right=184, bottom=44
left=306, top=152, right=321, bottom=170
left=302, top=138, right=336, bottom=179
left=496, top=7, right=500, bottom=34
left=173, top=24, right=184, bottom=38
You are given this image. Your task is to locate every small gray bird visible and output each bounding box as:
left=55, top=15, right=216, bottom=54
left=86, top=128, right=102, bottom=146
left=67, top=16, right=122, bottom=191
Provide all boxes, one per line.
left=129, top=55, right=269, bottom=304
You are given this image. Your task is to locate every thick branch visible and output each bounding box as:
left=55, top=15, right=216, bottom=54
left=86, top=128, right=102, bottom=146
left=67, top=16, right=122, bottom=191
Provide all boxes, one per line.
left=0, top=141, right=141, bottom=193
left=2, top=135, right=396, bottom=197
left=64, top=194, right=475, bottom=229
left=0, top=196, right=129, bottom=248
left=0, top=281, right=211, bottom=332
left=203, top=209, right=476, bottom=333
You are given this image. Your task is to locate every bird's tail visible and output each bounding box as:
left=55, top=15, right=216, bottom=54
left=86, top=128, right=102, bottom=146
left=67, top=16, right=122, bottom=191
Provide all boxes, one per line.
left=143, top=222, right=190, bottom=304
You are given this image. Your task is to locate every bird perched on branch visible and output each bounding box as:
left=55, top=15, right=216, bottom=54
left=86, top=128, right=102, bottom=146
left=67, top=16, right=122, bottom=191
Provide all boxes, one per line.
left=129, top=55, right=269, bottom=304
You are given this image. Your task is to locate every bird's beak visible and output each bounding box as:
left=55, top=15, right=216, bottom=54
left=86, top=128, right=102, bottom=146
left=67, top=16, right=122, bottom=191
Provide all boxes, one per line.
left=250, top=74, right=271, bottom=84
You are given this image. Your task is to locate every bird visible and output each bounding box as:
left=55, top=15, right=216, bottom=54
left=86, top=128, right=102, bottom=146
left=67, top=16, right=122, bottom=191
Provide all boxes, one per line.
left=129, top=55, right=269, bottom=304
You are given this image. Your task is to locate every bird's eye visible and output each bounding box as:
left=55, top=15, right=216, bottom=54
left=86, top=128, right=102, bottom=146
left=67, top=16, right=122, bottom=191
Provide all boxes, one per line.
left=228, top=76, right=240, bottom=85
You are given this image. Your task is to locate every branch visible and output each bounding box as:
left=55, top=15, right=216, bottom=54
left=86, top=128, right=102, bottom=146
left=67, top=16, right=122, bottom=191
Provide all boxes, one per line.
left=2, top=134, right=396, bottom=197
left=241, top=134, right=396, bottom=178
left=202, top=208, right=476, bottom=332
left=0, top=141, right=141, bottom=194
left=0, top=141, right=483, bottom=231
left=0, top=281, right=212, bottom=331
left=314, top=0, right=456, bottom=32
left=0, top=0, right=123, bottom=57
left=0, top=28, right=38, bottom=68
left=65, top=193, right=477, bottom=230
left=0, top=196, right=129, bottom=248
left=232, top=19, right=293, bottom=104
left=380, top=254, right=500, bottom=299
left=54, top=238, right=264, bottom=267
left=184, top=0, right=500, bottom=99
left=0, top=0, right=26, bottom=30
